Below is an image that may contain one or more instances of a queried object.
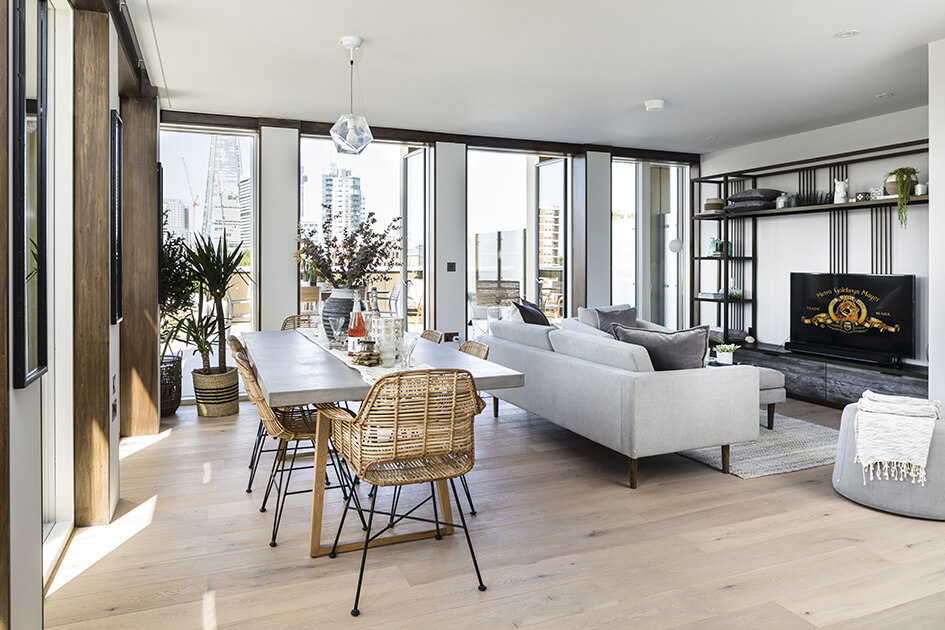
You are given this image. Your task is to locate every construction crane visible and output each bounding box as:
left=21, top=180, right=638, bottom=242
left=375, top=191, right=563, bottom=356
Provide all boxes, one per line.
left=181, top=157, right=200, bottom=234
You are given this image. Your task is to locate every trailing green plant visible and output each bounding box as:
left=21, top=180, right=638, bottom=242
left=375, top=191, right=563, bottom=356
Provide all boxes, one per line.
left=159, top=233, right=199, bottom=357
left=886, top=166, right=919, bottom=227
left=713, top=344, right=741, bottom=353
left=296, top=205, right=401, bottom=290
left=186, top=232, right=246, bottom=373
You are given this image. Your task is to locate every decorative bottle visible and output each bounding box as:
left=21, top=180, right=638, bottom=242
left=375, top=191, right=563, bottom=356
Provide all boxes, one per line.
left=347, top=298, right=366, bottom=355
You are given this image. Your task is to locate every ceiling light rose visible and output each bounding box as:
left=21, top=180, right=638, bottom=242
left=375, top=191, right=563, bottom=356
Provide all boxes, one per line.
left=331, top=35, right=373, bottom=155
left=834, top=28, right=860, bottom=38
left=644, top=99, right=665, bottom=112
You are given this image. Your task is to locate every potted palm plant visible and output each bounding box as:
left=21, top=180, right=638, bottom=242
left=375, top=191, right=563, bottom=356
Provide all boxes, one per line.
left=183, top=232, right=245, bottom=417
left=159, top=232, right=198, bottom=416
left=296, top=208, right=401, bottom=339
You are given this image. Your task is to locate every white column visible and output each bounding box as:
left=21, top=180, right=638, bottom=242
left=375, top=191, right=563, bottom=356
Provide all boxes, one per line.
left=929, top=40, right=945, bottom=399
left=259, top=126, right=300, bottom=331
left=433, top=142, right=467, bottom=344
left=585, top=150, right=612, bottom=306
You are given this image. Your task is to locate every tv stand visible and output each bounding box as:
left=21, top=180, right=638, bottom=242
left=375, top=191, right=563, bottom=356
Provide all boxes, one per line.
left=735, top=343, right=927, bottom=409
left=783, top=341, right=903, bottom=368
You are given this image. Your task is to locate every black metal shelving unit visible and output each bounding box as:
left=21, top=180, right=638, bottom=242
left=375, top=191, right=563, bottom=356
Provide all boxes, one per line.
left=689, top=139, right=929, bottom=343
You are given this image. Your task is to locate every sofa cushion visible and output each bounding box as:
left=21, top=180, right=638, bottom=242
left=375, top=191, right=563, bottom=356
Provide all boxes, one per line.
left=560, top=317, right=611, bottom=338
left=758, top=366, right=785, bottom=390
left=728, top=187, right=783, bottom=202
left=596, top=306, right=637, bottom=332
left=612, top=324, right=709, bottom=371
left=577, top=304, right=632, bottom=329
left=513, top=301, right=551, bottom=326
left=549, top=329, right=654, bottom=373
left=488, top=320, right=554, bottom=351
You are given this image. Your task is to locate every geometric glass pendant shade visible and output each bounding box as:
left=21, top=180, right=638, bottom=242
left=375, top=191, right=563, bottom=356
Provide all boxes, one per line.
left=333, top=36, right=373, bottom=155
left=330, top=113, right=373, bottom=155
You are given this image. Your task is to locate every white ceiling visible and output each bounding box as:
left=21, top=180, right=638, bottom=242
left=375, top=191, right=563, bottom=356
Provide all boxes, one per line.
left=128, top=0, right=945, bottom=154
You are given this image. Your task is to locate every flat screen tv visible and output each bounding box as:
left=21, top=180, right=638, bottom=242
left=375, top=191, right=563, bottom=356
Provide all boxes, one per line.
left=787, top=272, right=915, bottom=364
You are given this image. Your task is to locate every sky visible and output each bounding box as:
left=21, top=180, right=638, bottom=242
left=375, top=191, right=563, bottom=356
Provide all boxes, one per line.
left=160, top=130, right=255, bottom=216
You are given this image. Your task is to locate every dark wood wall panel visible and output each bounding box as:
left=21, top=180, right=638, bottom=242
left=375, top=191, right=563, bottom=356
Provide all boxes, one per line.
left=0, top=0, right=11, bottom=623
left=73, top=10, right=114, bottom=526
left=119, top=97, right=159, bottom=436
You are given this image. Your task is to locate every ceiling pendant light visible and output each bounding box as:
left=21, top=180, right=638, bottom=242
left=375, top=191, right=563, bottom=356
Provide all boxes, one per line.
left=331, top=35, right=373, bottom=155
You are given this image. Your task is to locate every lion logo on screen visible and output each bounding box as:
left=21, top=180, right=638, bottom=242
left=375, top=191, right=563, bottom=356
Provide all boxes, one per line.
left=801, top=294, right=900, bottom=334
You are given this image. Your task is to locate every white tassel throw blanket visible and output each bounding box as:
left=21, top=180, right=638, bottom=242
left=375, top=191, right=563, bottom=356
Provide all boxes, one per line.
left=854, top=390, right=942, bottom=485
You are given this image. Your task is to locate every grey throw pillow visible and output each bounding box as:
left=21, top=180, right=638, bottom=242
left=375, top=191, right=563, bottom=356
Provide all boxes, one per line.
left=610, top=324, right=709, bottom=371
left=595, top=306, right=636, bottom=332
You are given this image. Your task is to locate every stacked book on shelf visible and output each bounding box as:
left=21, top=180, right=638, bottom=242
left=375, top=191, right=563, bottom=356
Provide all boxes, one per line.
left=697, top=291, right=725, bottom=300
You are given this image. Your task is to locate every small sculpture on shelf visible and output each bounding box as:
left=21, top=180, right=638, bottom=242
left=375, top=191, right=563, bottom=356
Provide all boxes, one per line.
left=833, top=178, right=849, bottom=204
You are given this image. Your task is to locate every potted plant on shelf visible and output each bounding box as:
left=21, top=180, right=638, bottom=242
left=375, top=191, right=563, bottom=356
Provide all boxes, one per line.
left=296, top=207, right=401, bottom=339
left=183, top=232, right=246, bottom=417
left=158, top=231, right=199, bottom=417
left=885, top=166, right=919, bottom=227
left=713, top=344, right=741, bottom=365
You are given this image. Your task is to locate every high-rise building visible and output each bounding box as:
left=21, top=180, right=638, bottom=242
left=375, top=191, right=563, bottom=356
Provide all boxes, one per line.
left=202, top=135, right=243, bottom=246
left=321, top=163, right=363, bottom=240
left=163, top=198, right=190, bottom=243
left=538, top=203, right=563, bottom=267
left=238, top=176, right=253, bottom=251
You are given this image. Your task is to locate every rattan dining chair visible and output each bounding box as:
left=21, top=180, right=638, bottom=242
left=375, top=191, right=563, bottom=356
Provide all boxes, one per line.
left=456, top=340, right=490, bottom=515
left=281, top=313, right=317, bottom=330
left=226, top=334, right=270, bottom=492
left=322, top=369, right=487, bottom=617
left=232, top=350, right=357, bottom=546
left=421, top=329, right=444, bottom=343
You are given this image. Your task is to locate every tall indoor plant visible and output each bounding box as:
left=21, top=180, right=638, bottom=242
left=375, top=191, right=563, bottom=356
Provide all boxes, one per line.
left=184, top=232, right=246, bottom=416
left=158, top=232, right=199, bottom=416
left=296, top=208, right=401, bottom=339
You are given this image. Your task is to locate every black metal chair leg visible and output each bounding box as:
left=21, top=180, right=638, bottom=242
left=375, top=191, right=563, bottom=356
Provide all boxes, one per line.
left=246, top=425, right=267, bottom=493
left=259, top=440, right=285, bottom=513
left=388, top=485, right=401, bottom=527
left=460, top=475, right=477, bottom=515
left=329, top=475, right=357, bottom=558
left=430, top=482, right=442, bottom=540
left=351, top=489, right=378, bottom=617
left=449, top=478, right=486, bottom=592
left=269, top=441, right=299, bottom=547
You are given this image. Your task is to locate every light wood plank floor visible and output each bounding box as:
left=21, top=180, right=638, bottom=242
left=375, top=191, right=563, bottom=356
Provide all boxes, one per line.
left=44, top=399, right=945, bottom=629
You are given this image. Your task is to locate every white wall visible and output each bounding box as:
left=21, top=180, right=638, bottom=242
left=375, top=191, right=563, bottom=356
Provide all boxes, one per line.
left=929, top=40, right=945, bottom=398
left=585, top=150, right=612, bottom=307
left=258, top=126, right=300, bottom=331
left=433, top=142, right=466, bottom=344
left=700, top=108, right=931, bottom=364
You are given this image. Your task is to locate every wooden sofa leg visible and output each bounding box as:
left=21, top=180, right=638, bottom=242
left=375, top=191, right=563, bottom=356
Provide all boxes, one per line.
left=767, top=404, right=775, bottom=430
left=493, top=396, right=499, bottom=418
left=628, top=458, right=638, bottom=489
left=721, top=445, right=730, bottom=474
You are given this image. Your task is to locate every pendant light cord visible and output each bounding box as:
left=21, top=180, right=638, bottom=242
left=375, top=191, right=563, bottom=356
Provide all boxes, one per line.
left=349, top=49, right=355, bottom=115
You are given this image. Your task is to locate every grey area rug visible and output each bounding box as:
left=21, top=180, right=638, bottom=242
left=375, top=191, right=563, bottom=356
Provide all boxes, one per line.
left=680, top=412, right=839, bottom=479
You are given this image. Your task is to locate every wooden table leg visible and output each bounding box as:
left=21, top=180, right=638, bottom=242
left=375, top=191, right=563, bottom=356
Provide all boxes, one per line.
left=309, top=412, right=331, bottom=558
left=435, top=479, right=454, bottom=535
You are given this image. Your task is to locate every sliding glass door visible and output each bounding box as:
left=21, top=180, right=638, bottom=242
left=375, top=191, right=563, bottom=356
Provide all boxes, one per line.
left=402, top=147, right=427, bottom=332
left=536, top=157, right=567, bottom=321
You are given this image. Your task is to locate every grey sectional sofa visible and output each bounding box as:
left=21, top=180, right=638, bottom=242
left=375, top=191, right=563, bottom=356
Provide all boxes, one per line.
left=481, top=319, right=760, bottom=487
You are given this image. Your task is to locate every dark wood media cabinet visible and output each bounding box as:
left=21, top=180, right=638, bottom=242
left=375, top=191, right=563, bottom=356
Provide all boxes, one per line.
left=734, top=343, right=928, bottom=409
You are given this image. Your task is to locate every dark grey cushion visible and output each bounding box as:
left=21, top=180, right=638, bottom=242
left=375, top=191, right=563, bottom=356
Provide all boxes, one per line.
left=728, top=188, right=783, bottom=202
left=513, top=301, right=551, bottom=326
left=724, top=199, right=776, bottom=212
left=611, top=324, right=709, bottom=371
left=595, top=306, right=637, bottom=332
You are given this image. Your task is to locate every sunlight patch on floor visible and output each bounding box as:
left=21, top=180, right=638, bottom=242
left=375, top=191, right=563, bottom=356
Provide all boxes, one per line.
left=202, top=590, right=217, bottom=630
left=46, top=496, right=158, bottom=596
left=119, top=429, right=173, bottom=460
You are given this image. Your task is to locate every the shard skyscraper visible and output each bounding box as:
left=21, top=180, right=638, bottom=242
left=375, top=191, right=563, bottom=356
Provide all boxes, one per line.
left=201, top=135, right=243, bottom=247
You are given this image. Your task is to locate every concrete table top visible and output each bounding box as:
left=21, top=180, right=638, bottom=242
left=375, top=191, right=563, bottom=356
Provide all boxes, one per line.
left=241, top=330, right=524, bottom=408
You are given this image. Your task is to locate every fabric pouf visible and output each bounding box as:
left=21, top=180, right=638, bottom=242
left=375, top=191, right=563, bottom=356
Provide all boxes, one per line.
left=833, top=402, right=945, bottom=520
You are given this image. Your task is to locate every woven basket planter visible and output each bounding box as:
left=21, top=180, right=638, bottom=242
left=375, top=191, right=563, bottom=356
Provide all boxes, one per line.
left=160, top=354, right=183, bottom=417
left=192, top=367, right=239, bottom=417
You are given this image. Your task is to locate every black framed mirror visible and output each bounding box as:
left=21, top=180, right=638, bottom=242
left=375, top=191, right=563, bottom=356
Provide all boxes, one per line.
left=110, top=110, right=123, bottom=324
left=13, top=0, right=49, bottom=388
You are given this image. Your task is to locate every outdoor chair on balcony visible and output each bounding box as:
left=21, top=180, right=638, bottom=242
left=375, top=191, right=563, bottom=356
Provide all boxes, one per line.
left=376, top=282, right=400, bottom=316
left=281, top=314, right=317, bottom=330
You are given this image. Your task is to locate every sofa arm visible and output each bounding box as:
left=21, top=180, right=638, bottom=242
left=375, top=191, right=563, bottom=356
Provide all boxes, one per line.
left=624, top=365, right=760, bottom=458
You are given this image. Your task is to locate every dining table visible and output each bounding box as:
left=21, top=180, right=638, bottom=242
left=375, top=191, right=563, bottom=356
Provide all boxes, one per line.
left=240, top=328, right=525, bottom=558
